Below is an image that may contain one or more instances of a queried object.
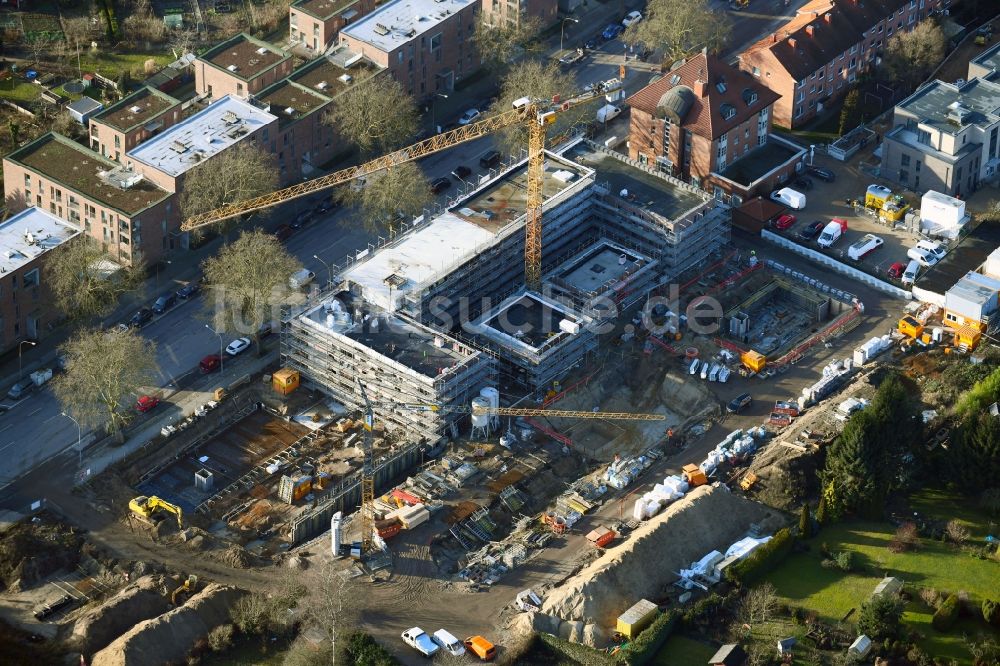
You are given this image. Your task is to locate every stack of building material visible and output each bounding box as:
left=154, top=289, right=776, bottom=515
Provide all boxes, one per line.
left=394, top=503, right=430, bottom=529
left=449, top=463, right=478, bottom=486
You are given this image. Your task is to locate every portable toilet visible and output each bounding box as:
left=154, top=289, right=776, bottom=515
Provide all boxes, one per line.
left=273, top=368, right=300, bottom=395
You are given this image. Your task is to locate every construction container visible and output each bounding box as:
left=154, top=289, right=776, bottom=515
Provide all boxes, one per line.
left=292, top=476, right=313, bottom=501
left=954, top=325, right=982, bottom=351
left=375, top=518, right=402, bottom=539
left=682, top=464, right=707, bottom=487
left=897, top=316, right=923, bottom=339
left=391, top=488, right=421, bottom=506
left=741, top=350, right=766, bottom=373
left=586, top=526, right=616, bottom=548
left=616, top=599, right=659, bottom=639
left=773, top=401, right=799, bottom=417
left=272, top=368, right=300, bottom=395
left=768, top=412, right=793, bottom=427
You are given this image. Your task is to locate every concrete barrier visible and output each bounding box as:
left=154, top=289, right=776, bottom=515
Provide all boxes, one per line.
left=761, top=230, right=911, bottom=300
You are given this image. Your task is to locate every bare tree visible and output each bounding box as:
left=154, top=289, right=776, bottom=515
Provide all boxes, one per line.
left=43, top=236, right=146, bottom=322
left=4, top=190, right=27, bottom=219
left=473, top=15, right=542, bottom=72
left=326, top=75, right=419, bottom=156
left=51, top=110, right=86, bottom=140
left=493, top=60, right=584, bottom=155
left=300, top=563, right=359, bottom=665
left=63, top=16, right=99, bottom=51
left=349, top=162, right=432, bottom=234
left=123, top=0, right=167, bottom=44
left=168, top=26, right=198, bottom=58
left=883, top=21, right=947, bottom=88
left=202, top=230, right=301, bottom=355
left=945, top=519, right=970, bottom=545
left=25, top=35, right=50, bottom=65
left=179, top=142, right=280, bottom=237
left=53, top=327, right=159, bottom=443
left=740, top=583, right=778, bottom=626
left=626, top=0, right=729, bottom=63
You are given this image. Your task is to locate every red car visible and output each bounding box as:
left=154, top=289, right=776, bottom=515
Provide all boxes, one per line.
left=274, top=224, right=294, bottom=242
left=199, top=354, right=222, bottom=373
left=887, top=261, right=906, bottom=280
left=136, top=395, right=160, bottom=413
left=774, top=214, right=797, bottom=230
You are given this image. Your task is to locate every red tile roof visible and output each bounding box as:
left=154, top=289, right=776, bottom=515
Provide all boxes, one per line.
left=626, top=52, right=780, bottom=140
left=742, top=0, right=911, bottom=81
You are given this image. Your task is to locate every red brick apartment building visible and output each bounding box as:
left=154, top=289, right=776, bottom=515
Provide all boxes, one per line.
left=0, top=207, right=80, bottom=351
left=89, top=86, right=182, bottom=162
left=289, top=0, right=379, bottom=54
left=3, top=134, right=176, bottom=266
left=195, top=33, right=294, bottom=100
left=738, top=0, right=947, bottom=129
left=338, top=0, right=480, bottom=98
left=627, top=52, right=805, bottom=201
left=481, top=0, right=558, bottom=29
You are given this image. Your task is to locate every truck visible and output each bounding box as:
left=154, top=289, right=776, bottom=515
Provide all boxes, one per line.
left=817, top=218, right=848, bottom=248
left=557, top=48, right=585, bottom=68
left=847, top=233, right=884, bottom=260
left=596, top=104, right=622, bottom=123
left=289, top=269, right=315, bottom=290
left=29, top=368, right=53, bottom=387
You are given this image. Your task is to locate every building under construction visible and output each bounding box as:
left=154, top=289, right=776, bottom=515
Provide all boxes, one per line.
left=281, top=138, right=729, bottom=439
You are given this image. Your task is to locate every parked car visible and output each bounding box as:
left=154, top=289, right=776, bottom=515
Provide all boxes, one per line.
left=152, top=293, right=176, bottom=315
left=199, top=354, right=222, bottom=373
left=806, top=166, right=836, bottom=182
left=136, top=395, right=160, bottom=413
left=452, top=165, right=472, bottom=180
left=401, top=628, right=439, bottom=658
left=274, top=224, right=294, bottom=241
left=584, top=35, right=602, bottom=50
left=914, top=239, right=946, bottom=262
left=907, top=246, right=940, bottom=267
left=727, top=392, right=752, bottom=414
left=314, top=197, right=339, bottom=214
left=798, top=220, right=825, bottom=240
left=176, top=282, right=201, bottom=300
left=847, top=233, right=884, bottom=260
left=431, top=177, right=451, bottom=194
left=458, top=108, right=481, bottom=125
left=602, top=23, right=624, bottom=40
left=622, top=10, right=643, bottom=26
left=128, top=307, right=153, bottom=328
left=7, top=377, right=35, bottom=400
left=291, top=210, right=314, bottom=229
left=887, top=261, right=906, bottom=280
left=773, top=213, right=797, bottom=230
left=817, top=218, right=848, bottom=248
left=479, top=150, right=501, bottom=169
left=770, top=187, right=806, bottom=209
left=225, top=337, right=251, bottom=356
left=793, top=175, right=814, bottom=190
left=465, top=635, right=497, bottom=661
left=902, top=259, right=920, bottom=286
left=33, top=595, right=75, bottom=621
left=432, top=629, right=466, bottom=657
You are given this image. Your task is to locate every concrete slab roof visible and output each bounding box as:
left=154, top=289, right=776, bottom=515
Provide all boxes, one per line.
left=126, top=95, right=277, bottom=178
left=257, top=80, right=329, bottom=128
left=93, top=86, right=179, bottom=132
left=8, top=133, right=171, bottom=215
left=0, top=207, right=80, bottom=274
left=915, top=221, right=1000, bottom=296
left=553, top=241, right=651, bottom=295
left=199, top=33, right=289, bottom=80
left=292, top=0, right=355, bottom=20
left=970, top=40, right=1000, bottom=81
left=288, top=50, right=383, bottom=98
left=67, top=97, right=103, bottom=116
left=896, top=77, right=1000, bottom=135
left=719, top=139, right=804, bottom=186
left=339, top=0, right=477, bottom=53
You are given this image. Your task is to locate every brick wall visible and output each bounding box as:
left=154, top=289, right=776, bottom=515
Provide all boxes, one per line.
left=195, top=59, right=295, bottom=99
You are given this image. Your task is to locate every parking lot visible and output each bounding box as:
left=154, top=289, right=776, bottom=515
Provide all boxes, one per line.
left=766, top=153, right=925, bottom=283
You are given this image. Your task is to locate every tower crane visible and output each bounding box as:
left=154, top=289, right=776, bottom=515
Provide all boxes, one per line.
left=383, top=402, right=667, bottom=421
left=181, top=79, right=624, bottom=290
left=357, top=379, right=376, bottom=555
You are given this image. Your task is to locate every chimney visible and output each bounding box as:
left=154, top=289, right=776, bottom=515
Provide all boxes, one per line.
left=788, top=37, right=797, bottom=48
left=772, top=33, right=777, bottom=43
left=824, top=12, right=832, bottom=22
left=694, top=78, right=707, bottom=97
left=806, top=25, right=815, bottom=36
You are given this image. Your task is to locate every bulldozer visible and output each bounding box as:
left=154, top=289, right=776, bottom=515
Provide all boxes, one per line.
left=129, top=495, right=184, bottom=529
left=740, top=472, right=759, bottom=491
left=171, top=575, right=199, bottom=606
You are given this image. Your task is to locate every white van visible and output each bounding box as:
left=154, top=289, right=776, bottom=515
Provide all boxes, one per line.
left=432, top=629, right=466, bottom=657
left=289, top=269, right=316, bottom=290
left=901, top=259, right=920, bottom=286
left=817, top=220, right=846, bottom=248
left=770, top=187, right=806, bottom=210
left=596, top=104, right=622, bottom=123
left=847, top=233, right=884, bottom=260
left=915, top=239, right=947, bottom=262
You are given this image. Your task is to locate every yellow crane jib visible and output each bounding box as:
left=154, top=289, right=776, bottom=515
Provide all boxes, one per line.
left=385, top=402, right=665, bottom=421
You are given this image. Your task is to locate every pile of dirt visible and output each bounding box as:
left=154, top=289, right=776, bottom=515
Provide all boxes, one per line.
left=0, top=515, right=85, bottom=592
left=70, top=575, right=171, bottom=655
left=745, top=441, right=821, bottom=511
left=537, top=485, right=782, bottom=645
left=217, top=545, right=252, bottom=569
left=90, top=583, right=244, bottom=666
left=233, top=500, right=274, bottom=530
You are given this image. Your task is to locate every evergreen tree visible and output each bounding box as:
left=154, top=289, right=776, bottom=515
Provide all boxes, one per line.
left=951, top=411, right=1000, bottom=494
left=815, top=492, right=828, bottom=526
left=799, top=503, right=810, bottom=538
left=823, top=409, right=881, bottom=517
left=858, top=594, right=904, bottom=640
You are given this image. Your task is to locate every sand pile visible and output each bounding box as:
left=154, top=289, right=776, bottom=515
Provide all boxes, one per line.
left=537, top=485, right=780, bottom=645
left=71, top=575, right=171, bottom=655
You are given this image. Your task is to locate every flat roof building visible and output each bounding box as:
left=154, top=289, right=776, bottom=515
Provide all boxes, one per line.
left=195, top=33, right=293, bottom=100
left=338, top=0, right=480, bottom=98
left=0, top=207, right=80, bottom=351
left=289, top=0, right=380, bottom=54
left=126, top=95, right=278, bottom=191
left=89, top=86, right=182, bottom=162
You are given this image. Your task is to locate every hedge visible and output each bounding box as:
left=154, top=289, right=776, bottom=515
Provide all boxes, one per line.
left=983, top=599, right=1000, bottom=627
left=344, top=631, right=399, bottom=665
left=724, top=528, right=796, bottom=585
left=932, top=594, right=960, bottom=632
left=616, top=609, right=681, bottom=665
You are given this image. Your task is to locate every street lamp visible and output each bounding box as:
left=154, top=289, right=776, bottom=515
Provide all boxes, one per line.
left=313, top=254, right=333, bottom=290
left=431, top=92, right=448, bottom=134
left=205, top=324, right=224, bottom=372
left=18, top=340, right=36, bottom=380
left=560, top=18, right=579, bottom=53
left=62, top=412, right=82, bottom=467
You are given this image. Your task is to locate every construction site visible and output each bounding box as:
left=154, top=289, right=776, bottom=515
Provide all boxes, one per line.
left=0, top=87, right=931, bottom=666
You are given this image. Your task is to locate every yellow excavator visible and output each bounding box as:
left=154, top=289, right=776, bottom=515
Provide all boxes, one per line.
left=129, top=495, right=184, bottom=529
left=171, top=575, right=199, bottom=606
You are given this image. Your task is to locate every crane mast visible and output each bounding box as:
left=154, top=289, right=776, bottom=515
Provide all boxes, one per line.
left=357, top=379, right=376, bottom=554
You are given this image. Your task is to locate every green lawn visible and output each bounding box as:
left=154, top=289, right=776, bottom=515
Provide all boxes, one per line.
left=0, top=78, right=42, bottom=103
left=763, top=519, right=1000, bottom=663
left=909, top=488, right=997, bottom=542
left=652, top=635, right=718, bottom=665
left=76, top=52, right=174, bottom=80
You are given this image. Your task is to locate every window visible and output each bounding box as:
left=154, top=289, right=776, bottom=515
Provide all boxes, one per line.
left=899, top=169, right=908, bottom=183
left=809, top=86, right=815, bottom=94
left=797, top=79, right=805, bottom=88
left=23, top=269, right=38, bottom=288
left=850, top=44, right=858, bottom=54
left=430, top=33, right=442, bottom=51
left=398, top=51, right=403, bottom=63
left=850, top=58, right=856, bottom=69
left=751, top=66, right=760, bottom=76
left=901, top=154, right=910, bottom=166
left=795, top=106, right=803, bottom=118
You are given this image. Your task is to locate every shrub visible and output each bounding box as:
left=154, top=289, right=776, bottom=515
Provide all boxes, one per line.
left=616, top=609, right=680, bottom=665
left=889, top=522, right=920, bottom=553
left=919, top=588, right=942, bottom=610
left=835, top=550, right=855, bottom=572
left=725, top=528, right=796, bottom=585
left=982, top=599, right=1000, bottom=627
left=207, top=624, right=234, bottom=652
left=945, top=519, right=970, bottom=544
left=931, top=594, right=959, bottom=632
left=344, top=632, right=398, bottom=665
left=858, top=594, right=904, bottom=641
left=799, top=503, right=811, bottom=538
